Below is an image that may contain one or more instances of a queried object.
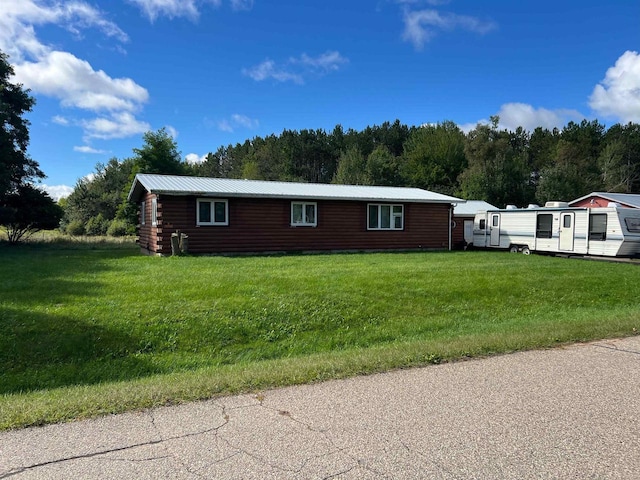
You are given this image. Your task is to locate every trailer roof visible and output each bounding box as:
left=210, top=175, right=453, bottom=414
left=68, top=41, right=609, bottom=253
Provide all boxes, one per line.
left=128, top=174, right=464, bottom=204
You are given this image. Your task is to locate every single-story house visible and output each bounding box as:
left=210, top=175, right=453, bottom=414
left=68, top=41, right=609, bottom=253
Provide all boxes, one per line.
left=452, top=200, right=498, bottom=248
left=127, top=173, right=464, bottom=255
left=569, top=192, right=640, bottom=209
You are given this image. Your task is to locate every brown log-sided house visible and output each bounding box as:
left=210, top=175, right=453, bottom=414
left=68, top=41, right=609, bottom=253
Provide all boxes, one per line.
left=569, top=192, right=640, bottom=209
left=127, top=173, right=465, bottom=255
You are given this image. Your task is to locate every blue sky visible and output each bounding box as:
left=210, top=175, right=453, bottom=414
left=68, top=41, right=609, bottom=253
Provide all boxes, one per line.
left=2, top=0, right=639, bottom=199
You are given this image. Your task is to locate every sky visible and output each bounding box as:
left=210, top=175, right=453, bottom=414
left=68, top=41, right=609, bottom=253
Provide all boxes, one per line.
left=1, top=0, right=639, bottom=200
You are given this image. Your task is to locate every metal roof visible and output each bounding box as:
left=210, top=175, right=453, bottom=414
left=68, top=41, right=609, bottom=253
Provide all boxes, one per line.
left=453, top=200, right=498, bottom=216
left=128, top=174, right=464, bottom=204
left=569, top=192, right=640, bottom=209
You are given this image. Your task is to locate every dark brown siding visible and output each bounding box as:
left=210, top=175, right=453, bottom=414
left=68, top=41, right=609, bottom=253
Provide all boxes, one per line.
left=137, top=193, right=158, bottom=254
left=150, top=195, right=452, bottom=255
left=452, top=214, right=473, bottom=248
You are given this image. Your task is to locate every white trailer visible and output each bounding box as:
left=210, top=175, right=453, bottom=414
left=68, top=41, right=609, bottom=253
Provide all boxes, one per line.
left=472, top=203, right=640, bottom=257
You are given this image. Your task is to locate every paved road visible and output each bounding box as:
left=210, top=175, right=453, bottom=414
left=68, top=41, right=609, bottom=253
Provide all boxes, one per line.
left=1, top=336, right=639, bottom=479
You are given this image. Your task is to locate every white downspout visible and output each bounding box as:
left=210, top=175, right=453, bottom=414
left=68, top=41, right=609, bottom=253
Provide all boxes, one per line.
left=448, top=204, right=453, bottom=251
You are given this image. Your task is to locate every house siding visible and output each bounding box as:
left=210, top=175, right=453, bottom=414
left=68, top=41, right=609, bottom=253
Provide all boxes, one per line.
left=151, top=195, right=451, bottom=254
left=571, top=196, right=638, bottom=209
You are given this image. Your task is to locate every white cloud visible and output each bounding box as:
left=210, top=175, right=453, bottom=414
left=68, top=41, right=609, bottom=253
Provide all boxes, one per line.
left=127, top=0, right=222, bottom=22
left=243, top=51, right=348, bottom=84
left=40, top=184, right=74, bottom=201
left=164, top=125, right=179, bottom=139
left=0, top=0, right=128, bottom=61
left=458, top=103, right=586, bottom=133
left=401, top=8, right=496, bottom=50
left=1, top=0, right=151, bottom=143
left=185, top=153, right=207, bottom=164
left=81, top=112, right=151, bottom=140
left=242, top=59, right=304, bottom=84
left=52, top=115, right=69, bottom=125
left=73, top=145, right=108, bottom=154
left=14, top=50, right=149, bottom=112
left=495, top=103, right=584, bottom=132
left=217, top=113, right=259, bottom=132
left=589, top=50, right=640, bottom=123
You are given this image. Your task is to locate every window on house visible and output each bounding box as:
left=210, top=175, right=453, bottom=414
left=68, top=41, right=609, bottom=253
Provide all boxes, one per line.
left=589, top=214, right=607, bottom=241
left=151, top=198, right=158, bottom=226
left=536, top=214, right=552, bottom=238
left=291, top=202, right=317, bottom=226
left=197, top=199, right=228, bottom=226
left=368, top=204, right=404, bottom=230
left=141, top=200, right=146, bottom=226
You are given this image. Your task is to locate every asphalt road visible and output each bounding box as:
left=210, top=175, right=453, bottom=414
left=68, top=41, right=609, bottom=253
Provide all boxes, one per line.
left=1, top=336, right=639, bottom=479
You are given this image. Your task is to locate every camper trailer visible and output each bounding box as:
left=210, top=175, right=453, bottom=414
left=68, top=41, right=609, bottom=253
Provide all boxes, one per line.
left=472, top=203, right=640, bottom=257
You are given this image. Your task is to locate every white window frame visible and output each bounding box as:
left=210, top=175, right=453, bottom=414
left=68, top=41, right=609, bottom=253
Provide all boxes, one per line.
left=151, top=198, right=158, bottom=226
left=290, top=201, right=317, bottom=227
left=197, top=198, right=229, bottom=226
left=141, top=200, right=146, bottom=226
left=367, top=204, right=404, bottom=230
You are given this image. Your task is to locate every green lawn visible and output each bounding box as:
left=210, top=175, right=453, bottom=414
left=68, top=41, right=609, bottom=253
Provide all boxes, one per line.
left=1, top=243, right=639, bottom=429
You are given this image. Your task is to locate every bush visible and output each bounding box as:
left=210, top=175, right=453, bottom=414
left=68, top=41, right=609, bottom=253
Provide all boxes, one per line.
left=107, top=219, right=129, bottom=237
left=65, top=220, right=85, bottom=236
left=85, top=214, right=109, bottom=236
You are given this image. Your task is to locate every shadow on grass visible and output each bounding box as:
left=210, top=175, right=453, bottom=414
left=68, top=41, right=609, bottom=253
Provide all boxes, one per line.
left=0, top=306, right=165, bottom=394
left=0, top=244, right=166, bottom=394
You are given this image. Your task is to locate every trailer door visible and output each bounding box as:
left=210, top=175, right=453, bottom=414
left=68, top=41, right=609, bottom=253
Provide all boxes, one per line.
left=490, top=214, right=500, bottom=246
left=559, top=212, right=575, bottom=251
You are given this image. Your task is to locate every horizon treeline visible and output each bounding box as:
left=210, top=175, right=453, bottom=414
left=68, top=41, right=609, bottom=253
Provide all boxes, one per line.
left=61, top=117, right=640, bottom=236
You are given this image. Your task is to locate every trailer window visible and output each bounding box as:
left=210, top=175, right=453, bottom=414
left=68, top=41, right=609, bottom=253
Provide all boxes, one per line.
left=536, top=214, right=553, bottom=239
left=589, top=214, right=607, bottom=241
left=479, top=219, right=486, bottom=230
left=625, top=217, right=640, bottom=233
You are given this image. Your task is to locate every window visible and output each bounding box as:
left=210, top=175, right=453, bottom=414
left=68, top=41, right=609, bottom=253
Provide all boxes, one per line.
left=536, top=214, right=552, bottom=239
left=368, top=204, right=403, bottom=230
left=141, top=200, right=146, bottom=226
left=625, top=217, right=640, bottom=233
left=291, top=202, right=317, bottom=226
left=589, top=214, right=607, bottom=241
left=151, top=198, right=158, bottom=226
left=479, top=219, right=486, bottom=230
left=563, top=215, right=572, bottom=228
left=197, top=199, right=228, bottom=226
left=492, top=215, right=499, bottom=227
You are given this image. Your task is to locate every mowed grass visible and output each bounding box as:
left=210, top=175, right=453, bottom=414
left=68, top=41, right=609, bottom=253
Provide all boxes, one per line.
left=1, top=243, right=639, bottom=429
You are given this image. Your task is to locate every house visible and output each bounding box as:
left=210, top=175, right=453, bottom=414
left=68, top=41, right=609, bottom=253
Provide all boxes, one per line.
left=452, top=200, right=497, bottom=248
left=127, top=173, right=464, bottom=255
left=569, top=192, right=640, bottom=209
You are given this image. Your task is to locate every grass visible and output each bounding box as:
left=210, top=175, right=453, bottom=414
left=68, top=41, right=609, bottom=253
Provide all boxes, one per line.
left=1, top=242, right=639, bottom=430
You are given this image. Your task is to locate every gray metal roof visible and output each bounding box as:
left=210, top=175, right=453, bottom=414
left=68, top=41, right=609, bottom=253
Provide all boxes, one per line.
left=128, top=174, right=464, bottom=204
left=569, top=192, right=640, bottom=209
left=453, top=200, right=498, bottom=216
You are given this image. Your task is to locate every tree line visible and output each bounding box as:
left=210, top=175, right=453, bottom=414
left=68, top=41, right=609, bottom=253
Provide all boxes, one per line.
left=62, top=116, right=640, bottom=237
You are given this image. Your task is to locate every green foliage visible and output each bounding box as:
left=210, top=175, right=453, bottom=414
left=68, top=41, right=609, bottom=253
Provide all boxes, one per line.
left=106, top=218, right=129, bottom=237
left=458, top=118, right=532, bottom=207
left=1, top=248, right=639, bottom=428
left=333, top=146, right=369, bottom=184
left=0, top=51, right=43, bottom=201
left=132, top=128, right=185, bottom=175
left=84, top=213, right=109, bottom=236
left=0, top=184, right=63, bottom=243
left=65, top=219, right=85, bottom=236
left=402, top=121, right=466, bottom=194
